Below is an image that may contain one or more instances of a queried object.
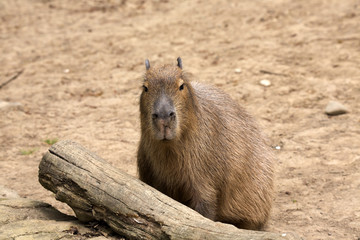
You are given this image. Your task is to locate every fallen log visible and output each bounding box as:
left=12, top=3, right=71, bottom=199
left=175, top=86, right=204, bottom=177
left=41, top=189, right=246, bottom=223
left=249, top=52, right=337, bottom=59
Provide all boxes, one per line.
left=38, top=140, right=302, bottom=240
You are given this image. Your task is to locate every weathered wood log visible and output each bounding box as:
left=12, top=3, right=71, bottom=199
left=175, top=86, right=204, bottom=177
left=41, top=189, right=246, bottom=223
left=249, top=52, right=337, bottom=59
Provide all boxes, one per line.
left=38, top=140, right=302, bottom=240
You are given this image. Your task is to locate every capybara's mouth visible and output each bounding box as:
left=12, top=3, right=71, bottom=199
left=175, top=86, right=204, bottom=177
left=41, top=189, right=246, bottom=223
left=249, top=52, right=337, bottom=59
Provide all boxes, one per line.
left=153, top=124, right=176, bottom=141
left=156, top=132, right=175, bottom=141
left=161, top=138, right=171, bottom=142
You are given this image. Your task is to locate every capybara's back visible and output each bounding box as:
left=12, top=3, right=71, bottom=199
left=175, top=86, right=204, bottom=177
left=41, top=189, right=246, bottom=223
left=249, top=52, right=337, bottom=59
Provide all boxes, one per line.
left=137, top=58, right=274, bottom=230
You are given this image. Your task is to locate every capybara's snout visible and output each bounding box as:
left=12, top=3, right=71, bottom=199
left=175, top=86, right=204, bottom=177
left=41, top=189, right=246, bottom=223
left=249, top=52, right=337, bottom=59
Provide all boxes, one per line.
left=152, top=94, right=177, bottom=140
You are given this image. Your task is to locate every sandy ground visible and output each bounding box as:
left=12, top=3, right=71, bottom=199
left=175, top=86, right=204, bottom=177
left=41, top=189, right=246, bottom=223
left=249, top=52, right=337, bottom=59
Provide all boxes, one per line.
left=1, top=0, right=360, bottom=239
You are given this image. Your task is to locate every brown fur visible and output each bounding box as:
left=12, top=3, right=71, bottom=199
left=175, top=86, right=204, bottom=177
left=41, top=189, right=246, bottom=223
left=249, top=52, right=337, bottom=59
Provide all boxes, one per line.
left=137, top=58, right=274, bottom=230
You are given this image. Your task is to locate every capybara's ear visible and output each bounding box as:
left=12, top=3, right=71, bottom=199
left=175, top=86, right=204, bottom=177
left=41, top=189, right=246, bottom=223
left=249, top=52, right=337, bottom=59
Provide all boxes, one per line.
left=145, top=59, right=150, bottom=70
left=177, top=57, right=182, bottom=69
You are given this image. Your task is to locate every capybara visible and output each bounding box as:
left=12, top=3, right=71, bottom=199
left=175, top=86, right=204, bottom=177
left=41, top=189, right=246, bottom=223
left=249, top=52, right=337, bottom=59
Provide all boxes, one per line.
left=137, top=57, right=274, bottom=230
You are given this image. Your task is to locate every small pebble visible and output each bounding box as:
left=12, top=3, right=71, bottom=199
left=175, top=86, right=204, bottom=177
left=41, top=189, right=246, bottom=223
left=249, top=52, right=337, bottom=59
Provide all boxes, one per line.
left=64, top=69, right=70, bottom=73
left=281, top=233, right=287, bottom=237
left=260, top=79, right=271, bottom=87
left=234, top=68, right=242, bottom=73
left=0, top=100, right=22, bottom=109
left=275, top=146, right=281, bottom=150
left=325, top=101, right=348, bottom=116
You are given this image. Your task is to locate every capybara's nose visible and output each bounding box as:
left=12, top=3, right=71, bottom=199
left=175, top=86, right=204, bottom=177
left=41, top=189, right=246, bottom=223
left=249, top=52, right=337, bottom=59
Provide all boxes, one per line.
left=152, top=110, right=175, bottom=120
left=152, top=94, right=176, bottom=120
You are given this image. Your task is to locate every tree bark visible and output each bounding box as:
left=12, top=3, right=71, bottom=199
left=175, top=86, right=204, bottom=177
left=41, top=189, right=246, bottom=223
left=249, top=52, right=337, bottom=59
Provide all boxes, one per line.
left=38, top=140, right=302, bottom=240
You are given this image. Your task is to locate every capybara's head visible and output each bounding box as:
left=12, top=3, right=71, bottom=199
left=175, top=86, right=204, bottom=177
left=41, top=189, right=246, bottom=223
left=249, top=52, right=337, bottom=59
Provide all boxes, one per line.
left=140, top=57, right=195, bottom=141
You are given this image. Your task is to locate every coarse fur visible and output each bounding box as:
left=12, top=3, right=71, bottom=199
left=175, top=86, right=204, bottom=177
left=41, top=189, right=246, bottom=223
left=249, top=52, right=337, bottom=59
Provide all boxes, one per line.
left=137, top=58, right=274, bottom=230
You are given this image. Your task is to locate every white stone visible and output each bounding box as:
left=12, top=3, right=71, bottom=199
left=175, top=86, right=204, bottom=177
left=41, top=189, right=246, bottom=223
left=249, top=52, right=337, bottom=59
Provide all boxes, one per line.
left=260, top=79, right=271, bottom=87
left=0, top=100, right=22, bottom=109
left=234, top=68, right=242, bottom=73
left=325, top=101, right=348, bottom=116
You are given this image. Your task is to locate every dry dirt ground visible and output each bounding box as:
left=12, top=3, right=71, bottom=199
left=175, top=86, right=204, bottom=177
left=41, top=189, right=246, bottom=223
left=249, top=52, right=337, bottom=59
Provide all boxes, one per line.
left=1, top=0, right=360, bottom=239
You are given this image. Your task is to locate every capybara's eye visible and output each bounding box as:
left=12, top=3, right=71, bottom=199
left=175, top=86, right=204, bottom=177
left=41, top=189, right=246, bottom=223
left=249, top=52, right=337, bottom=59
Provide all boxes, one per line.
left=143, top=85, right=148, bottom=92
left=179, top=84, right=184, bottom=91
